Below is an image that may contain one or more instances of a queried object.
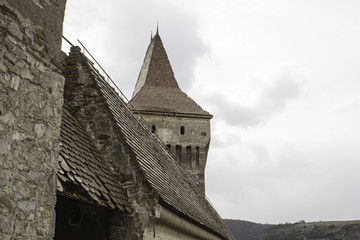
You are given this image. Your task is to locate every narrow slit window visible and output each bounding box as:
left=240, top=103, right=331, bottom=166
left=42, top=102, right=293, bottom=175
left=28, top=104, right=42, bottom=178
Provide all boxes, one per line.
left=186, top=146, right=192, bottom=169
left=175, top=145, right=182, bottom=163
left=166, top=144, right=171, bottom=151
left=196, top=147, right=200, bottom=168
left=180, top=126, right=185, bottom=135
left=151, top=125, right=156, bottom=133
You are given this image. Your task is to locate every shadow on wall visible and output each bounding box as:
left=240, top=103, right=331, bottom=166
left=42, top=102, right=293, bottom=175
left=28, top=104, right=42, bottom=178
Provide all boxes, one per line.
left=55, top=195, right=111, bottom=240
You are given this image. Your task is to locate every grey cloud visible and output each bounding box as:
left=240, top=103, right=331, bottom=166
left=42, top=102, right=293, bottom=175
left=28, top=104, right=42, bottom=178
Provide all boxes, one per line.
left=249, top=144, right=269, bottom=162
left=204, top=73, right=303, bottom=127
left=63, top=0, right=209, bottom=99
left=259, top=75, right=302, bottom=114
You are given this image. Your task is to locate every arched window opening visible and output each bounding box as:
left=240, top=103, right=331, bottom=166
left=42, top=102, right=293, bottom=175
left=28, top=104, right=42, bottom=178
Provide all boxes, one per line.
left=180, top=126, right=185, bottom=135
left=166, top=144, right=171, bottom=151
left=151, top=125, right=156, bottom=133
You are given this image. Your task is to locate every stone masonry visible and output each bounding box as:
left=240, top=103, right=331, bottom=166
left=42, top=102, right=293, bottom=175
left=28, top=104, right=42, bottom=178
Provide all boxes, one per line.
left=0, top=0, right=66, bottom=239
left=63, top=46, right=158, bottom=239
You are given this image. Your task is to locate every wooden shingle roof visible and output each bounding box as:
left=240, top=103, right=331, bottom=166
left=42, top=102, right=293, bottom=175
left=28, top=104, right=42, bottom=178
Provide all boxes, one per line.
left=57, top=107, right=131, bottom=213
left=129, top=34, right=212, bottom=117
left=71, top=49, right=233, bottom=239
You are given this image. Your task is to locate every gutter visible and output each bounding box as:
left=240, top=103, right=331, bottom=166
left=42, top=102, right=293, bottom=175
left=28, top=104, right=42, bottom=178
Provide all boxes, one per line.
left=154, top=205, right=221, bottom=240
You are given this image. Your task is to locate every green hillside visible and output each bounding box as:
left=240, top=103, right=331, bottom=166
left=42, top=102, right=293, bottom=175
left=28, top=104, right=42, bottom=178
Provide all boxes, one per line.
left=224, top=219, right=271, bottom=240
left=259, top=220, right=360, bottom=240
left=224, top=219, right=360, bottom=240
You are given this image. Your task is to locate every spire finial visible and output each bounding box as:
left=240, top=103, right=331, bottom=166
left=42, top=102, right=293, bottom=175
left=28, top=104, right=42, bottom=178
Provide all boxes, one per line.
left=156, top=21, right=159, bottom=35
left=151, top=30, right=153, bottom=41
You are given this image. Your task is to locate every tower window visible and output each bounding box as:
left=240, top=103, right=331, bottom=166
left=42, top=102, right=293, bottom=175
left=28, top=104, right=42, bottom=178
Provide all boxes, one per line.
left=166, top=144, right=171, bottom=151
left=196, top=147, right=200, bottom=168
left=151, top=125, right=156, bottom=133
left=175, top=145, right=182, bottom=163
left=186, top=146, right=192, bottom=169
left=180, top=126, right=185, bottom=135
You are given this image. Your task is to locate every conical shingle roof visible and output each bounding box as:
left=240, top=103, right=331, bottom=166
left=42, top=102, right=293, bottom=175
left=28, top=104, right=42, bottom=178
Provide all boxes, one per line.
left=129, top=34, right=212, bottom=117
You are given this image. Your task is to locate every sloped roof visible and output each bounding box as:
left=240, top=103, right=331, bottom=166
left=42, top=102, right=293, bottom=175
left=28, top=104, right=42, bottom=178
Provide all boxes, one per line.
left=129, top=34, right=212, bottom=117
left=74, top=49, right=233, bottom=239
left=57, top=107, right=131, bottom=213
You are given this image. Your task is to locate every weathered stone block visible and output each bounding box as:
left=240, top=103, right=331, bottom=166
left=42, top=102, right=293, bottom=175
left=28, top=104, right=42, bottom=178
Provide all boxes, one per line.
left=34, top=123, right=45, bottom=138
left=0, top=217, right=14, bottom=234
left=0, top=135, right=11, bottom=154
left=17, top=200, right=36, bottom=212
left=0, top=195, right=13, bottom=213
left=9, top=75, right=20, bottom=90
left=7, top=22, right=22, bottom=40
left=27, top=170, right=45, bottom=184
left=0, top=171, right=5, bottom=187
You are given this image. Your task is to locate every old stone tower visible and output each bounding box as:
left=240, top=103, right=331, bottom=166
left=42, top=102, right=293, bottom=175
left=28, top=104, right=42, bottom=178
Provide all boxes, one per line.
left=129, top=32, right=213, bottom=195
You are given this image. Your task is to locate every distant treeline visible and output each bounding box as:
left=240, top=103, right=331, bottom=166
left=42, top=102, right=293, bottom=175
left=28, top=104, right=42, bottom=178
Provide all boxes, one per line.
left=224, top=219, right=360, bottom=240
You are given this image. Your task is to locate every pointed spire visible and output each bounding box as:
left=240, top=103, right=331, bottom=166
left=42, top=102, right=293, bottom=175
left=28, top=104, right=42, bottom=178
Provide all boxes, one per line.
left=156, top=21, right=159, bottom=36
left=131, top=32, right=178, bottom=98
left=150, top=30, right=153, bottom=41
left=129, top=32, right=212, bottom=117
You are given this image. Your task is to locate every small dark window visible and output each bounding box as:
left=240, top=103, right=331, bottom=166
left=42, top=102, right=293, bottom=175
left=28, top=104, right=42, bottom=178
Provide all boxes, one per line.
left=166, top=144, right=171, bottom=151
left=151, top=125, right=156, bottom=133
left=180, top=126, right=185, bottom=135
left=69, top=205, right=81, bottom=227
left=196, top=147, right=200, bottom=168
left=175, top=145, right=182, bottom=163
left=186, top=146, right=192, bottom=169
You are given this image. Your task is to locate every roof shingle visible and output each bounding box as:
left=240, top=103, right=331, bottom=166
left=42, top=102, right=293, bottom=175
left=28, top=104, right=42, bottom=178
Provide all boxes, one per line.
left=81, top=52, right=233, bottom=239
left=58, top=107, right=131, bottom=213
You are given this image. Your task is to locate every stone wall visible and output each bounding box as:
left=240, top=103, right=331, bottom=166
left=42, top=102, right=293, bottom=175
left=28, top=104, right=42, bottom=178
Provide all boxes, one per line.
left=63, top=46, right=158, bottom=239
left=0, top=0, right=66, bottom=239
left=136, top=113, right=211, bottom=195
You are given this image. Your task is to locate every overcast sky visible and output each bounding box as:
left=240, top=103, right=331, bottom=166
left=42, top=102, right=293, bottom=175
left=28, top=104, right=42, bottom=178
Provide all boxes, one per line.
left=62, top=0, right=360, bottom=224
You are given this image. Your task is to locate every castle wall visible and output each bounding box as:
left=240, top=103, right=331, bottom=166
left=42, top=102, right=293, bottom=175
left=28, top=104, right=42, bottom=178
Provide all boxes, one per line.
left=63, top=47, right=158, bottom=239
left=137, top=113, right=211, bottom=195
left=142, top=205, right=220, bottom=240
left=0, top=0, right=66, bottom=239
